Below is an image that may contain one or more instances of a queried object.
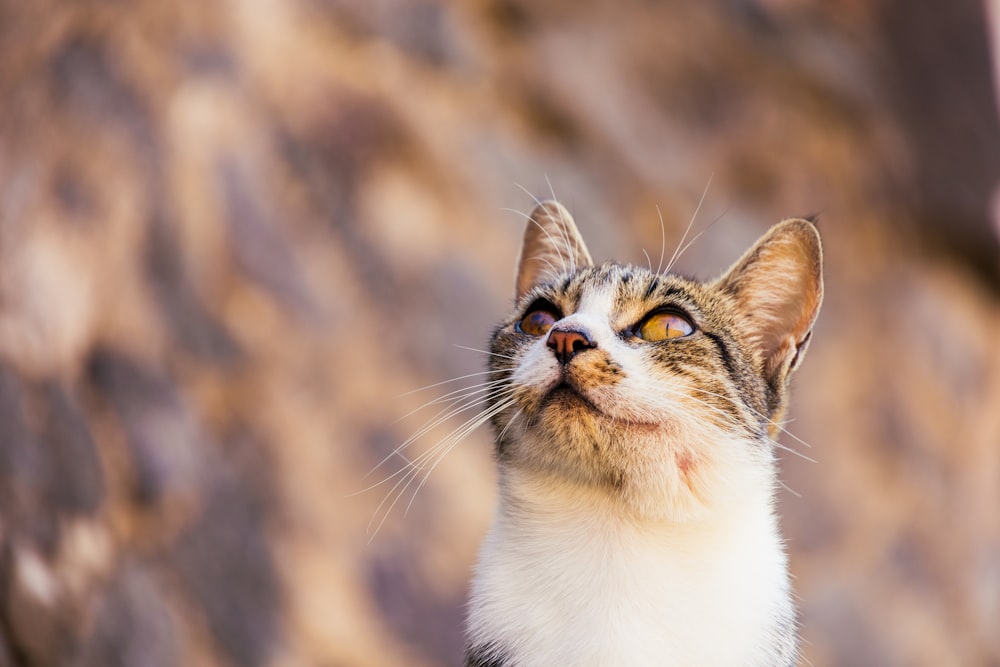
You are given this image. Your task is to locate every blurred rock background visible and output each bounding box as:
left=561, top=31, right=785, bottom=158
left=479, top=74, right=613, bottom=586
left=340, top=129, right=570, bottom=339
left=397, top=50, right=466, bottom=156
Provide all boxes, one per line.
left=0, top=1, right=998, bottom=665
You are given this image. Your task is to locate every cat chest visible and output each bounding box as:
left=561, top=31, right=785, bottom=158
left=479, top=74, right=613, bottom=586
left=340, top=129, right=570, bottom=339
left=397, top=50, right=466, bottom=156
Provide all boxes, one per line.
left=469, top=518, right=790, bottom=666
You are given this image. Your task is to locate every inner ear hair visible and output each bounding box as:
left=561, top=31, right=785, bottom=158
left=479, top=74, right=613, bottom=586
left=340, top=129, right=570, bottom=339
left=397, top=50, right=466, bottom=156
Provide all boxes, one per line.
left=716, top=219, right=824, bottom=383
left=515, top=201, right=593, bottom=301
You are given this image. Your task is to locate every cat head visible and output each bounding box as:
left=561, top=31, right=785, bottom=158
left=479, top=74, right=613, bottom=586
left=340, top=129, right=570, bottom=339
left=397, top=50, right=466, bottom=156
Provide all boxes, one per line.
left=488, top=201, right=823, bottom=521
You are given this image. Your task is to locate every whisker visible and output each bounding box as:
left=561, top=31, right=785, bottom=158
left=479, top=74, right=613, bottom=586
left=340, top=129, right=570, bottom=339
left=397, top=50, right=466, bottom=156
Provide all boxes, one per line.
left=366, top=396, right=518, bottom=540
left=513, top=184, right=544, bottom=210
left=664, top=172, right=713, bottom=275
left=385, top=381, right=510, bottom=437
left=511, top=187, right=570, bottom=275
left=363, top=386, right=517, bottom=482
left=684, top=385, right=815, bottom=454
left=543, top=176, right=576, bottom=274
left=641, top=247, right=653, bottom=272
left=368, top=460, right=433, bottom=540
left=392, top=379, right=508, bottom=427
left=452, top=344, right=517, bottom=361
left=497, top=407, right=523, bottom=443
left=666, top=207, right=730, bottom=275
left=398, top=370, right=498, bottom=397
left=655, top=204, right=667, bottom=275
left=776, top=478, right=802, bottom=498
left=427, top=378, right=507, bottom=403
left=527, top=253, right=561, bottom=280
left=643, top=380, right=816, bottom=464
left=369, top=396, right=516, bottom=538
left=403, top=397, right=518, bottom=516
left=544, top=174, right=558, bottom=205
left=769, top=440, right=818, bottom=464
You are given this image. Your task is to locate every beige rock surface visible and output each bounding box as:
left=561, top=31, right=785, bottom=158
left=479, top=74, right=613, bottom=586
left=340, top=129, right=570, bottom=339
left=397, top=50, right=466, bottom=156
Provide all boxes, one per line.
left=0, top=1, right=997, bottom=665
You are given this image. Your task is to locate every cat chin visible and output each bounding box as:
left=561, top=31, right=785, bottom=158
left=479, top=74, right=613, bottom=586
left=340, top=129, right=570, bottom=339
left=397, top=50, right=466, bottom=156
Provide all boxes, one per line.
left=501, top=415, right=766, bottom=523
left=539, top=383, right=601, bottom=414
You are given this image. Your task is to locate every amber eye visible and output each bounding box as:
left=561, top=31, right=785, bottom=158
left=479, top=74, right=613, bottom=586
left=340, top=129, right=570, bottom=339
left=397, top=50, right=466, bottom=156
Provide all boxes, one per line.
left=517, top=309, right=558, bottom=336
left=635, top=311, right=694, bottom=341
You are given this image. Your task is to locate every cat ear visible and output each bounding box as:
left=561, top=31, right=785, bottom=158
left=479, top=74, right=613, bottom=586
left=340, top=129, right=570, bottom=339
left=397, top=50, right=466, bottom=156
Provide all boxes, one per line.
left=515, top=201, right=593, bottom=300
left=716, top=219, right=823, bottom=383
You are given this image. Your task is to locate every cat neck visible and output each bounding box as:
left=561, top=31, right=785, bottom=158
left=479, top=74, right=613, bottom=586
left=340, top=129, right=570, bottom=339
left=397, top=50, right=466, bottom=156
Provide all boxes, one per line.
left=466, top=463, right=797, bottom=666
left=489, top=458, right=782, bottom=572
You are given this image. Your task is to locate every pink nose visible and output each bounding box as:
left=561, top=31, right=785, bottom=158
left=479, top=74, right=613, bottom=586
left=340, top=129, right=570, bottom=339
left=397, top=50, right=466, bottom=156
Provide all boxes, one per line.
left=547, top=328, right=596, bottom=365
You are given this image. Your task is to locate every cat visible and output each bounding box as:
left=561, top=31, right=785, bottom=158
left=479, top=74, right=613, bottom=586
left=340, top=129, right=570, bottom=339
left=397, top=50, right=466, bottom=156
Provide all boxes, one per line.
left=464, top=201, right=823, bottom=666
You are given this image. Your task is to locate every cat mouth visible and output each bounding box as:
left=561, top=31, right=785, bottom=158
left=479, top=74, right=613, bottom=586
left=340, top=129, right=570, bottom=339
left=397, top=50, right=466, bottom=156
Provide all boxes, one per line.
left=541, top=381, right=666, bottom=431
left=543, top=381, right=601, bottom=413
left=550, top=381, right=580, bottom=397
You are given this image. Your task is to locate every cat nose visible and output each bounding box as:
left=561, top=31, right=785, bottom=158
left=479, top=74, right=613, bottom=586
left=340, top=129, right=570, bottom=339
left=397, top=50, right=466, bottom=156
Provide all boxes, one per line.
left=547, top=327, right=596, bottom=365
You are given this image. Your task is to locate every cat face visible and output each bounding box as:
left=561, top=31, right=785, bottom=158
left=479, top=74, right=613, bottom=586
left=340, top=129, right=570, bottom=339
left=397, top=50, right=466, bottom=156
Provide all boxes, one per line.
left=487, top=202, right=822, bottom=520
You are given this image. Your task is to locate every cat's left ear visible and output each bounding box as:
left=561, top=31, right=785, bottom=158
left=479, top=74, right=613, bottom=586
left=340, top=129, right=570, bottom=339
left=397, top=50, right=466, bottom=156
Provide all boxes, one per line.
left=716, top=219, right=823, bottom=384
left=515, top=201, right=593, bottom=300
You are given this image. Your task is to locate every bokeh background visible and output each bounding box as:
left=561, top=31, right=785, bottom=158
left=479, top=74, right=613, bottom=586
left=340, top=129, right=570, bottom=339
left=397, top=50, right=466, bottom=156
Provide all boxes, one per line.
left=0, top=1, right=998, bottom=665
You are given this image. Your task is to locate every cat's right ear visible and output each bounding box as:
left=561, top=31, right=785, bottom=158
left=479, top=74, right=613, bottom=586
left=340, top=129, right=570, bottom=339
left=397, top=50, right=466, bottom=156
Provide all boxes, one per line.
left=515, top=201, right=593, bottom=301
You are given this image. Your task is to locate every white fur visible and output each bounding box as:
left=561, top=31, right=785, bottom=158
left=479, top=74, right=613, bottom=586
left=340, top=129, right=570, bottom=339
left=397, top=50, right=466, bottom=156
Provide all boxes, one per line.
left=467, top=459, right=791, bottom=666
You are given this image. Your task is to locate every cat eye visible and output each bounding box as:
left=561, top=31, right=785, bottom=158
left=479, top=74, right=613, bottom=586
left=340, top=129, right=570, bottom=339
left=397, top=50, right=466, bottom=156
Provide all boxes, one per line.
left=517, top=306, right=559, bottom=336
left=634, top=311, right=694, bottom=342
